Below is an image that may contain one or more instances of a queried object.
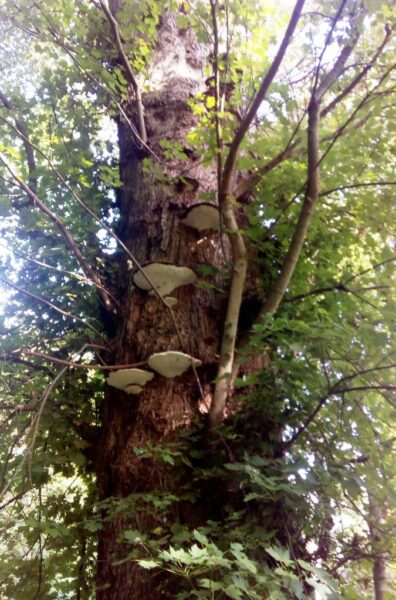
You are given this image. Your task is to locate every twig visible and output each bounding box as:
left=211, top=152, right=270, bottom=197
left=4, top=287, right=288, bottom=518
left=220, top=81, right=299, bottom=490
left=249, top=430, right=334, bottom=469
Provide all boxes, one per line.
left=0, top=239, right=120, bottom=310
left=320, top=180, right=396, bottom=197
left=0, top=275, right=108, bottom=343
left=0, top=365, right=68, bottom=502
left=234, top=25, right=391, bottom=199
left=0, top=90, right=37, bottom=192
left=20, top=350, right=147, bottom=370
left=0, top=153, right=115, bottom=312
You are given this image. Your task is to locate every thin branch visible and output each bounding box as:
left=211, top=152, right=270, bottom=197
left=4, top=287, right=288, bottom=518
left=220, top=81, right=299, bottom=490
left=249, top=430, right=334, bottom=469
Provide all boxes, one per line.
left=318, top=63, right=396, bottom=168
left=256, top=95, right=321, bottom=319
left=96, top=0, right=146, bottom=143
left=220, top=0, right=305, bottom=196
left=0, top=365, right=68, bottom=502
left=0, top=239, right=120, bottom=310
left=235, top=25, right=391, bottom=199
left=343, top=257, right=396, bottom=285
left=243, top=41, right=390, bottom=324
left=32, top=0, right=154, bottom=157
left=0, top=275, right=108, bottom=342
left=0, top=111, right=190, bottom=356
left=284, top=367, right=396, bottom=450
left=320, top=180, right=396, bottom=197
left=20, top=350, right=146, bottom=370
left=287, top=281, right=390, bottom=304
left=333, top=364, right=396, bottom=388
left=209, top=0, right=223, bottom=190
left=0, top=90, right=37, bottom=191
left=311, top=0, right=349, bottom=97
left=321, top=23, right=392, bottom=118
left=0, top=153, right=115, bottom=312
left=0, top=355, right=53, bottom=374
left=337, top=385, right=396, bottom=394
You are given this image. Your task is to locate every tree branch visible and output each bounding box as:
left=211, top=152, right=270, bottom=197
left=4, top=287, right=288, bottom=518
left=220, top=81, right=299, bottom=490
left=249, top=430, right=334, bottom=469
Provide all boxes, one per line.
left=321, top=23, right=392, bottom=118
left=257, top=96, right=321, bottom=318
left=283, top=378, right=396, bottom=451
left=320, top=180, right=396, bottom=197
left=97, top=0, right=146, bottom=144
left=0, top=150, right=115, bottom=313
left=210, top=0, right=306, bottom=427
left=0, top=239, right=120, bottom=310
left=220, top=0, right=305, bottom=196
left=20, top=349, right=147, bottom=371
left=0, top=90, right=37, bottom=192
left=0, top=275, right=108, bottom=343
left=235, top=24, right=391, bottom=199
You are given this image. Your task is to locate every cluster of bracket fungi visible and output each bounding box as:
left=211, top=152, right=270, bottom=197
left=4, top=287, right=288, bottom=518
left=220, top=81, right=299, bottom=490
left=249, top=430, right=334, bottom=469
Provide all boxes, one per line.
left=107, top=202, right=220, bottom=395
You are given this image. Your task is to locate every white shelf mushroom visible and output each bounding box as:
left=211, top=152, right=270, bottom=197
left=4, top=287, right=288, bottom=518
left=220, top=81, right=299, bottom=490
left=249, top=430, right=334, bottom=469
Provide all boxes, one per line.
left=180, top=203, right=220, bottom=232
left=148, top=351, right=202, bottom=377
left=124, top=384, right=144, bottom=395
left=164, top=296, right=178, bottom=307
left=106, top=368, right=154, bottom=392
left=132, top=263, right=197, bottom=297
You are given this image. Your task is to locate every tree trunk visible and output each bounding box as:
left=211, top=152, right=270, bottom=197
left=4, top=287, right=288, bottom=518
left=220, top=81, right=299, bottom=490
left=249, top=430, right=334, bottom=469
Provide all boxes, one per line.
left=369, top=498, right=389, bottom=600
left=95, top=12, right=228, bottom=598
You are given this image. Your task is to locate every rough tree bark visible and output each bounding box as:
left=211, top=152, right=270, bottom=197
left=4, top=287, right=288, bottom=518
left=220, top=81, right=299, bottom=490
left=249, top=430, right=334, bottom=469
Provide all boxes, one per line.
left=369, top=497, right=390, bottom=600
left=95, top=11, right=228, bottom=598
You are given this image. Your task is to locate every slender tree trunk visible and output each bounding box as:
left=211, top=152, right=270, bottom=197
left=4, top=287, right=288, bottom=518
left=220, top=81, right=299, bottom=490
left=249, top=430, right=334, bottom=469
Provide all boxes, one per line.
left=369, top=498, right=389, bottom=600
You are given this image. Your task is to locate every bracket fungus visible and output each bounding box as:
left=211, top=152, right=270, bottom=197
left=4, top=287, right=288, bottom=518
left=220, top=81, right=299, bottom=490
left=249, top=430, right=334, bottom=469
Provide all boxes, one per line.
left=106, top=368, right=154, bottom=392
left=180, top=202, right=220, bottom=232
left=132, top=263, right=197, bottom=297
left=124, top=384, right=144, bottom=395
left=148, top=351, right=202, bottom=378
left=164, top=296, right=178, bottom=307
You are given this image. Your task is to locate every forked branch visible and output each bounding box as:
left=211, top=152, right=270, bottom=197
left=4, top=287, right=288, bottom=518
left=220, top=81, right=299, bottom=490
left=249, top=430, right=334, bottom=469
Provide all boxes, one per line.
left=210, top=0, right=306, bottom=427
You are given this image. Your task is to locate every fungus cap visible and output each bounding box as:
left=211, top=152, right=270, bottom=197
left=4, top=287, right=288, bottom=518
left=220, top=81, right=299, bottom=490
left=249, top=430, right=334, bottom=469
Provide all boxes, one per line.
left=181, top=203, right=220, bottom=232
left=125, top=384, right=144, bottom=395
left=132, top=263, right=196, bottom=296
left=106, top=368, right=154, bottom=391
left=148, top=351, right=202, bottom=378
left=164, top=296, right=177, bottom=307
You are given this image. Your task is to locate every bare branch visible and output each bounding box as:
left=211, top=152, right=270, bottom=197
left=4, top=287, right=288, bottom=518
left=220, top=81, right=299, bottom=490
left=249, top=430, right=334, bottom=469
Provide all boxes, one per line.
left=0, top=90, right=37, bottom=191
left=20, top=350, right=147, bottom=371
left=235, top=25, right=392, bottom=199
left=321, top=24, right=392, bottom=117
left=220, top=0, right=305, bottom=196
left=0, top=275, right=108, bottom=343
left=320, top=180, right=396, bottom=197
left=257, top=97, right=321, bottom=318
left=0, top=151, right=115, bottom=313
left=96, top=0, right=146, bottom=143
left=0, top=239, right=120, bottom=310
left=0, top=109, right=191, bottom=353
